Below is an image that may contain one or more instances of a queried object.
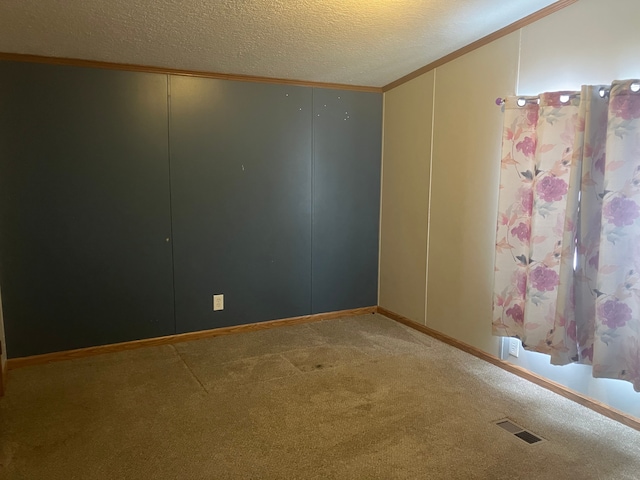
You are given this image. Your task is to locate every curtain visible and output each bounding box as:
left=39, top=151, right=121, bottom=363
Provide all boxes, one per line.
left=493, top=80, right=640, bottom=392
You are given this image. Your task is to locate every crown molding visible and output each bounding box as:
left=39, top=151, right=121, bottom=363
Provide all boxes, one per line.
left=383, top=0, right=578, bottom=92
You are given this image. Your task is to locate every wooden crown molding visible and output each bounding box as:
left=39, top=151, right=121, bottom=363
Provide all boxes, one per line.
left=0, top=52, right=382, bottom=94
left=5, top=306, right=376, bottom=370
left=382, top=0, right=578, bottom=92
left=376, top=306, right=640, bottom=433
left=0, top=0, right=577, bottom=95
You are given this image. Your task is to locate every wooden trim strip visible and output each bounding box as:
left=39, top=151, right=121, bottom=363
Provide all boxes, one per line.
left=0, top=361, right=6, bottom=397
left=0, top=52, right=382, bottom=94
left=6, top=306, right=376, bottom=370
left=382, top=0, right=578, bottom=92
left=376, top=306, right=640, bottom=432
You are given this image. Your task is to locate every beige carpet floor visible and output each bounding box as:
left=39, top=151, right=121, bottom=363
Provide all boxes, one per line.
left=1, top=313, right=639, bottom=479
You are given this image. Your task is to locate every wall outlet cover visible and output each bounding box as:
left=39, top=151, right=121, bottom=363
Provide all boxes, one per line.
left=213, top=294, right=224, bottom=311
left=508, top=338, right=520, bottom=358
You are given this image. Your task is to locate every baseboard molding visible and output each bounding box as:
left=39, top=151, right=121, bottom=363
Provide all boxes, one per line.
left=376, top=306, right=640, bottom=433
left=0, top=361, right=7, bottom=397
left=12, top=303, right=636, bottom=433
left=6, top=306, right=376, bottom=370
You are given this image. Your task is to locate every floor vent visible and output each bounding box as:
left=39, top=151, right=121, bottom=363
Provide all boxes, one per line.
left=495, top=419, right=545, bottom=445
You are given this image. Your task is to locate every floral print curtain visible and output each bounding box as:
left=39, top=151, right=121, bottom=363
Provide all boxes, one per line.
left=493, top=80, right=640, bottom=392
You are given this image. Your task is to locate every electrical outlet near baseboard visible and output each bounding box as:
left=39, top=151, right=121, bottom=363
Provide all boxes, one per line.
left=213, top=294, right=224, bottom=311
left=508, top=338, right=520, bottom=358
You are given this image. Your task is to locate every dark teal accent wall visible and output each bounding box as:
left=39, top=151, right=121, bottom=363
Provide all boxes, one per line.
left=0, top=61, right=382, bottom=357
left=312, top=89, right=382, bottom=313
left=0, top=62, right=175, bottom=357
left=169, top=77, right=313, bottom=333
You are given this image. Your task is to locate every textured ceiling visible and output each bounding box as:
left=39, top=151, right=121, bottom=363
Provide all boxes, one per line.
left=0, top=0, right=558, bottom=87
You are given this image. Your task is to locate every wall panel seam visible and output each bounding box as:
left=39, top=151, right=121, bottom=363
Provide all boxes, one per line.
left=310, top=88, right=315, bottom=314
left=424, top=71, right=436, bottom=327
left=377, top=93, right=386, bottom=304
left=166, top=75, right=178, bottom=335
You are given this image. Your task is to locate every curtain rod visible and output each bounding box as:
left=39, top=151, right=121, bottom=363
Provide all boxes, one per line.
left=495, top=89, right=607, bottom=107
left=496, top=81, right=640, bottom=107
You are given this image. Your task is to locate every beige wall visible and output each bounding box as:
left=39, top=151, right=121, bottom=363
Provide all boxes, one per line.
left=379, top=0, right=640, bottom=415
left=379, top=72, right=434, bottom=324
left=519, top=0, right=640, bottom=95
left=380, top=33, right=519, bottom=352
left=427, top=33, right=519, bottom=353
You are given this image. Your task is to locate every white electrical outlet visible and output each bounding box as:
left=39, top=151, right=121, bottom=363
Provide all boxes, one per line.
left=213, top=294, right=224, bottom=311
left=508, top=338, right=520, bottom=358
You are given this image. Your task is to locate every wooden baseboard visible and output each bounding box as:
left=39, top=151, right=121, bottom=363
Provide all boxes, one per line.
left=6, top=306, right=376, bottom=370
left=376, top=306, right=640, bottom=433
left=0, top=361, right=6, bottom=397
left=14, top=303, right=636, bottom=433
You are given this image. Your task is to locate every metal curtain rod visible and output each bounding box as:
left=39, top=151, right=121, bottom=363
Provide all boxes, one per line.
left=495, top=86, right=613, bottom=107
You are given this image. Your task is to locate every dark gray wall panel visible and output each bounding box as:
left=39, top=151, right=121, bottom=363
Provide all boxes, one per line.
left=169, top=77, right=312, bottom=333
left=0, top=62, right=175, bottom=357
left=312, top=89, right=382, bottom=313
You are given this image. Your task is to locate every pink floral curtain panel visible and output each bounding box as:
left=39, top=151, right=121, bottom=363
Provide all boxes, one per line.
left=493, top=80, right=640, bottom=391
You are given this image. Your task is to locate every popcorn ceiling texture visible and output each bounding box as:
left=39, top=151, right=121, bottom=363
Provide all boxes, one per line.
left=0, top=0, right=556, bottom=87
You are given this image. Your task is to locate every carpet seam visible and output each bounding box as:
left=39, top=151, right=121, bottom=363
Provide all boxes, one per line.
left=170, top=344, right=209, bottom=394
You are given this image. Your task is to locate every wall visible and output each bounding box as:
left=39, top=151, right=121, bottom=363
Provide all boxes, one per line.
left=312, top=89, right=382, bottom=313
left=518, top=0, right=640, bottom=94
left=169, top=77, right=313, bottom=334
left=428, top=33, right=519, bottom=354
left=379, top=72, right=433, bottom=324
left=0, top=62, right=176, bottom=358
left=0, top=62, right=382, bottom=357
left=168, top=77, right=381, bottom=334
left=379, top=0, right=640, bottom=417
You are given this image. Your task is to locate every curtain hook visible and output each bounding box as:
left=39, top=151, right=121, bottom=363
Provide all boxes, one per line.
left=517, top=98, right=527, bottom=107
